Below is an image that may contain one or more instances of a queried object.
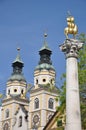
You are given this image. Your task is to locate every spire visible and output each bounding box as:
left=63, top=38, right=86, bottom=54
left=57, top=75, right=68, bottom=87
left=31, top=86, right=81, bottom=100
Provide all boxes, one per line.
left=39, top=33, right=52, bottom=65
left=39, top=33, right=51, bottom=52
left=43, top=33, right=48, bottom=49
left=12, top=48, right=23, bottom=66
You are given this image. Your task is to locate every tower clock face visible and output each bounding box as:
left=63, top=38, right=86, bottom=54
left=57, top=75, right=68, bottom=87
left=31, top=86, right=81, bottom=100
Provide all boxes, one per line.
left=33, top=115, right=39, bottom=124
left=3, top=123, right=9, bottom=130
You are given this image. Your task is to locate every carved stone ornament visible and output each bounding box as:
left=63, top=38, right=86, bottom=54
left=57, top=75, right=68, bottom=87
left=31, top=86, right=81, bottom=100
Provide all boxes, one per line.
left=32, top=113, right=40, bottom=126
left=59, top=38, right=84, bottom=58
left=33, top=115, right=39, bottom=124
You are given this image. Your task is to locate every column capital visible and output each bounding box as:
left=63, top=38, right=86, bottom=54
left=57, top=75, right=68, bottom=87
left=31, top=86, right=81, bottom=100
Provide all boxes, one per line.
left=60, top=38, right=83, bottom=59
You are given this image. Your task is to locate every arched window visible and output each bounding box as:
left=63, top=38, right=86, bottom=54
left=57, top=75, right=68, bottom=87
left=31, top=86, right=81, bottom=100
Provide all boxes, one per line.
left=5, top=109, right=9, bottom=118
left=48, top=98, right=54, bottom=109
left=3, top=123, right=9, bottom=130
left=34, top=98, right=39, bottom=109
left=8, top=89, right=10, bottom=95
left=21, top=89, right=24, bottom=94
left=36, top=79, right=38, bottom=84
left=18, top=116, right=22, bottom=127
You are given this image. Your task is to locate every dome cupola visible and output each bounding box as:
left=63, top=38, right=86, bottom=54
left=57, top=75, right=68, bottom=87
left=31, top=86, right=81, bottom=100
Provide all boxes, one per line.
left=34, top=34, right=56, bottom=87
left=6, top=48, right=27, bottom=98
left=35, top=33, right=55, bottom=71
left=8, top=48, right=26, bottom=82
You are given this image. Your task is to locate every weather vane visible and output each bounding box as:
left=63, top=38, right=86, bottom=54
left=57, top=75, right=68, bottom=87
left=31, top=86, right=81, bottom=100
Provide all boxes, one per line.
left=64, top=11, right=78, bottom=39
left=43, top=31, right=48, bottom=46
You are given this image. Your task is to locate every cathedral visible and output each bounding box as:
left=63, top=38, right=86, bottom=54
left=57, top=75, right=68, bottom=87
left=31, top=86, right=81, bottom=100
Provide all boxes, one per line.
left=0, top=34, right=59, bottom=130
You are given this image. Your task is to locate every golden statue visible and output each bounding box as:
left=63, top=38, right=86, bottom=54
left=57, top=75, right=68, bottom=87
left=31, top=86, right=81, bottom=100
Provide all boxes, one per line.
left=64, top=12, right=78, bottom=39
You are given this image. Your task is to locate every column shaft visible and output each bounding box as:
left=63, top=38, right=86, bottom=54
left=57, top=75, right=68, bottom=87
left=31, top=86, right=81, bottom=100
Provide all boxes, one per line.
left=66, top=57, right=81, bottom=130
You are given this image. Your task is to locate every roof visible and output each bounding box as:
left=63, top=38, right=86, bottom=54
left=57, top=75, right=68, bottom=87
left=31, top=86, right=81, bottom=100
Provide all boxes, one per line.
left=39, top=41, right=51, bottom=52
left=43, top=111, right=58, bottom=130
left=8, top=73, right=26, bottom=82
left=39, top=33, right=51, bottom=52
left=15, top=104, right=28, bottom=115
left=43, top=111, right=64, bottom=130
left=13, top=54, right=23, bottom=64
left=30, top=84, right=59, bottom=94
left=35, top=63, right=55, bottom=71
left=2, top=97, right=29, bottom=104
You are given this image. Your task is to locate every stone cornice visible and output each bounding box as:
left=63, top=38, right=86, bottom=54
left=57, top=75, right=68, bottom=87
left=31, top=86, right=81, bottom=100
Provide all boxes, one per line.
left=2, top=97, right=29, bottom=105
left=30, top=86, right=58, bottom=95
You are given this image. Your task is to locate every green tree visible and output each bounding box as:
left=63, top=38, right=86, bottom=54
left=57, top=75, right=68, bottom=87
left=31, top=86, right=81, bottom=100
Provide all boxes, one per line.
left=0, top=93, right=3, bottom=98
left=78, top=33, right=86, bottom=129
left=56, top=74, right=66, bottom=114
left=57, top=33, right=86, bottom=129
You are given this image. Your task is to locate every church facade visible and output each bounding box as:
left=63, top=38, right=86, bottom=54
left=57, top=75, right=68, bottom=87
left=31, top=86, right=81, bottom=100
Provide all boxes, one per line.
left=0, top=34, right=59, bottom=130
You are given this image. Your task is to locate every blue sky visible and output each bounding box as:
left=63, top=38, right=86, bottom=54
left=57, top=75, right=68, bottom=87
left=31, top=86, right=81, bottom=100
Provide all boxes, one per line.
left=0, top=0, right=86, bottom=93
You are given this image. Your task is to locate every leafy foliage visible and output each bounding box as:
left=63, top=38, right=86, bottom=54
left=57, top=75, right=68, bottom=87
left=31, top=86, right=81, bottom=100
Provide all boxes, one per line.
left=78, top=33, right=86, bottom=129
left=0, top=94, right=3, bottom=98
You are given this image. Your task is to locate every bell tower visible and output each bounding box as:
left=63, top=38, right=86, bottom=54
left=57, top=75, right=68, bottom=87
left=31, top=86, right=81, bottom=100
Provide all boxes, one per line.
left=34, top=33, right=55, bottom=87
left=6, top=48, right=27, bottom=98
left=29, top=34, right=59, bottom=130
left=1, top=48, right=29, bottom=130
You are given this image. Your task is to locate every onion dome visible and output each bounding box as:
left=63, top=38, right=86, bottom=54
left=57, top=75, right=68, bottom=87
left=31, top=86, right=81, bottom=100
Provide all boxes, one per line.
left=8, top=48, right=26, bottom=82
left=35, top=33, right=55, bottom=71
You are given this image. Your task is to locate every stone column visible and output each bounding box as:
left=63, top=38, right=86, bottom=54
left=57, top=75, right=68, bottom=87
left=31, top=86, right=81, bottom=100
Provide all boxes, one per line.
left=60, top=38, right=83, bottom=130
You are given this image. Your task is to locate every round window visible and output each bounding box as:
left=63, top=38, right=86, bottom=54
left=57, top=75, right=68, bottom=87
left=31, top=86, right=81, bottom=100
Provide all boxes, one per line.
left=43, top=79, right=46, bottom=82
left=14, top=89, right=17, bottom=92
